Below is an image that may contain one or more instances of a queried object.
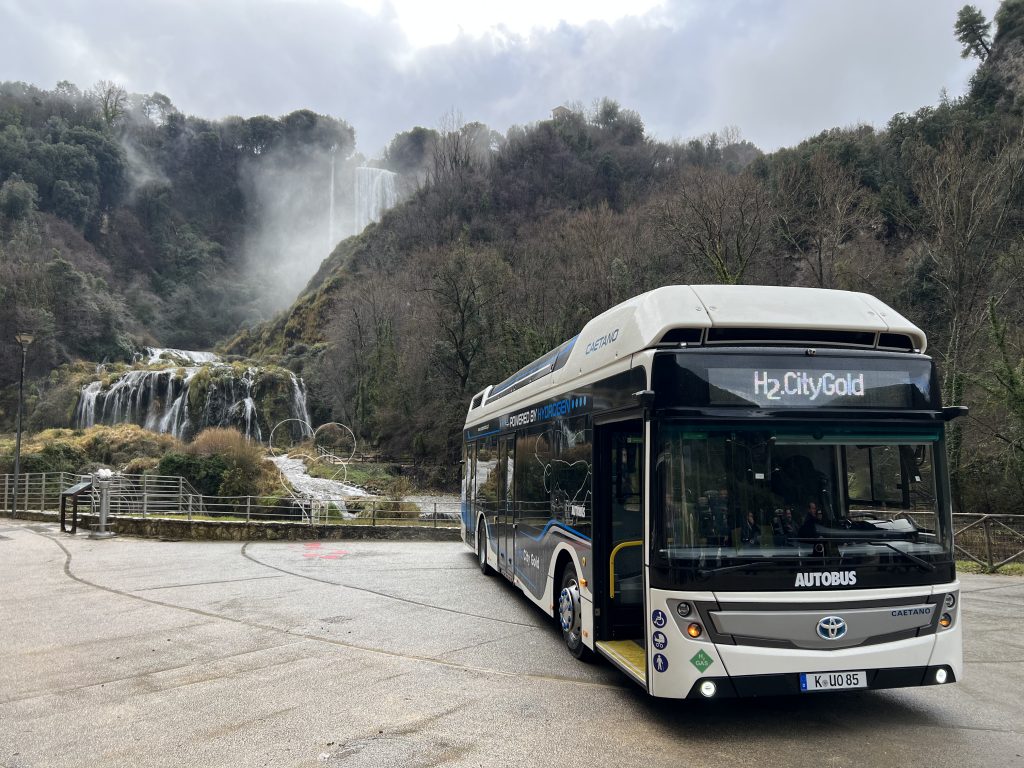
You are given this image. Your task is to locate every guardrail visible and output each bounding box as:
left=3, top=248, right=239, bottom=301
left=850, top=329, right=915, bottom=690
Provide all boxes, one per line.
left=4, top=473, right=1020, bottom=555
left=952, top=513, right=1024, bottom=572
left=0, top=472, right=461, bottom=528
left=1, top=471, right=207, bottom=518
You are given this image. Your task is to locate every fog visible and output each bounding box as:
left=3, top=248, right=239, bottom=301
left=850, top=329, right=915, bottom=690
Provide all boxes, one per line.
left=239, top=145, right=353, bottom=311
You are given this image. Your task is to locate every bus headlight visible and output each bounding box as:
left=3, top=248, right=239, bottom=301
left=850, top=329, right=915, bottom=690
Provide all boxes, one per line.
left=675, top=602, right=692, bottom=618
left=944, top=593, right=957, bottom=608
left=935, top=668, right=948, bottom=684
left=699, top=680, right=717, bottom=697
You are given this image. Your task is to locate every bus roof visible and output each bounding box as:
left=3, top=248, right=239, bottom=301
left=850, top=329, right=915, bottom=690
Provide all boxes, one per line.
left=466, top=285, right=927, bottom=423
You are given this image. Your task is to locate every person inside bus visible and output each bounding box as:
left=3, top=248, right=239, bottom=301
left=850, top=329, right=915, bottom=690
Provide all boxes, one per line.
left=771, top=508, right=786, bottom=545
left=798, top=501, right=822, bottom=538
left=709, top=488, right=732, bottom=545
left=782, top=506, right=797, bottom=543
left=740, top=511, right=761, bottom=547
left=696, top=494, right=713, bottom=541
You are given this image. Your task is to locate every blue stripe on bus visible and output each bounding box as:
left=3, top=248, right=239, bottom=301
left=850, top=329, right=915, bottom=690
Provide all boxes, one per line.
left=468, top=428, right=501, bottom=440
left=518, top=519, right=591, bottom=543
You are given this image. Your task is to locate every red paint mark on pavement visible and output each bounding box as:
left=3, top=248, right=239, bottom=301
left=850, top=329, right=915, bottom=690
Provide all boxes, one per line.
left=296, top=542, right=349, bottom=560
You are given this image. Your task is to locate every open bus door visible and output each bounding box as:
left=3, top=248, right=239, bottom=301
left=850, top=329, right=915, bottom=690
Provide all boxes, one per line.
left=594, top=418, right=647, bottom=684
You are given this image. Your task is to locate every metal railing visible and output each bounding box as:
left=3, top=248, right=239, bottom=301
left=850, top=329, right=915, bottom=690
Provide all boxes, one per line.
left=5, top=473, right=1018, bottom=555
left=952, top=513, right=1024, bottom=572
left=0, top=472, right=461, bottom=528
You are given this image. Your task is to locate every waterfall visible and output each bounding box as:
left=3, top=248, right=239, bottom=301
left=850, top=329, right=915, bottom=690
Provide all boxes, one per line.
left=238, top=367, right=262, bottom=442
left=73, top=358, right=311, bottom=442
left=74, top=381, right=103, bottom=428
left=328, top=150, right=336, bottom=251
left=144, top=347, right=220, bottom=365
left=290, top=374, right=314, bottom=439
left=354, top=167, right=398, bottom=232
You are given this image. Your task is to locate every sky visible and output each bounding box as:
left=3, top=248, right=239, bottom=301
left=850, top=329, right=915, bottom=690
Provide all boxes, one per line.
left=0, top=0, right=1003, bottom=157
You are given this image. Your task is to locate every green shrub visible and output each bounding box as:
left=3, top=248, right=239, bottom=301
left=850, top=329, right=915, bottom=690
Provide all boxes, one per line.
left=157, top=452, right=229, bottom=496
left=189, top=427, right=273, bottom=496
left=38, top=442, right=88, bottom=473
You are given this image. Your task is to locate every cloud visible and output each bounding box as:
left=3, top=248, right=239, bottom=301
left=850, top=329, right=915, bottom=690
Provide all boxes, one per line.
left=701, top=0, right=998, bottom=149
left=0, top=0, right=1000, bottom=155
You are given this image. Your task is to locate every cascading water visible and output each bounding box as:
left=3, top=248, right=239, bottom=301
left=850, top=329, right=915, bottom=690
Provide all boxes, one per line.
left=354, top=167, right=398, bottom=232
left=143, top=347, right=220, bottom=365
left=290, top=373, right=314, bottom=438
left=73, top=357, right=312, bottom=442
left=328, top=149, right=336, bottom=251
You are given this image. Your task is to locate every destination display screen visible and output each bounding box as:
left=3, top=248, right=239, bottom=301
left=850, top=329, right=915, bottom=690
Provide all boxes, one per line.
left=651, top=352, right=938, bottom=411
left=707, top=367, right=916, bottom=408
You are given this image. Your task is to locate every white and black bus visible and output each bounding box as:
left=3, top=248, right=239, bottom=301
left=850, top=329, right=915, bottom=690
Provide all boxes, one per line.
left=460, top=285, right=964, bottom=699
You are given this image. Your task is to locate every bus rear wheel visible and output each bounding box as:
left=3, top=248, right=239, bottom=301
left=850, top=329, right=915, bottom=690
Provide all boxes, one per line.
left=477, top=524, right=492, bottom=576
left=558, top=566, right=593, bottom=661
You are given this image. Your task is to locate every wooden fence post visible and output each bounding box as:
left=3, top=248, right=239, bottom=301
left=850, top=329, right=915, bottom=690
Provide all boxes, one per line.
left=983, top=517, right=994, bottom=573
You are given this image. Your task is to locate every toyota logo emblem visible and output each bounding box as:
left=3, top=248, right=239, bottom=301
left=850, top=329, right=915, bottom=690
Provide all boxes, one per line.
left=816, top=615, right=848, bottom=640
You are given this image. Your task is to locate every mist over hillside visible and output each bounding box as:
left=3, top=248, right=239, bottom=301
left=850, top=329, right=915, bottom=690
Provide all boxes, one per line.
left=0, top=86, right=370, bottom=356
left=3, top=1, right=1024, bottom=513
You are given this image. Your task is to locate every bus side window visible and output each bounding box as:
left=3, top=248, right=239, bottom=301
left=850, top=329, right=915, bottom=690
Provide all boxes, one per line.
left=556, top=416, right=593, bottom=535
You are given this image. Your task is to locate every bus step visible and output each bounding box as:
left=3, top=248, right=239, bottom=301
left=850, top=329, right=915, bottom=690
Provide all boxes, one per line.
left=595, top=640, right=646, bottom=685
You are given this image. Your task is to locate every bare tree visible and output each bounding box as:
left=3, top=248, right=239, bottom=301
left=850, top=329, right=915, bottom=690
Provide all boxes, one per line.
left=419, top=242, right=510, bottom=394
left=90, top=80, right=128, bottom=129
left=909, top=129, right=1024, bottom=505
left=429, top=110, right=474, bottom=189
left=774, top=151, right=876, bottom=288
left=657, top=166, right=769, bottom=284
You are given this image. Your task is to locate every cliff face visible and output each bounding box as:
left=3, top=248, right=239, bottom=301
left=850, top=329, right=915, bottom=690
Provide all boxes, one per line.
left=973, top=0, right=1024, bottom=110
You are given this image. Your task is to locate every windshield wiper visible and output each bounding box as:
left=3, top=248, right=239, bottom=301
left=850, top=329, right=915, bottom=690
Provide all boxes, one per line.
left=789, top=536, right=935, bottom=572
left=865, top=539, right=935, bottom=571
left=696, top=557, right=806, bottom=577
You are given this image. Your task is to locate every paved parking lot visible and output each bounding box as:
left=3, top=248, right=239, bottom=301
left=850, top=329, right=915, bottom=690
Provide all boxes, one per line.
left=1, top=520, right=1022, bottom=768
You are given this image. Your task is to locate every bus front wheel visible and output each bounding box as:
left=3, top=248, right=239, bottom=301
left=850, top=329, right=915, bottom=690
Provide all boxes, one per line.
left=558, top=566, right=593, bottom=661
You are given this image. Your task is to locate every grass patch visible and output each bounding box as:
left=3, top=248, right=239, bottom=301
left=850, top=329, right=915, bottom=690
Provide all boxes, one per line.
left=302, top=460, right=399, bottom=493
left=957, top=560, right=1024, bottom=576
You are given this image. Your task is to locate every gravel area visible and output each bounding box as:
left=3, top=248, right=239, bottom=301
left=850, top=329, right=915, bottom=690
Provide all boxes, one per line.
left=408, top=493, right=461, bottom=519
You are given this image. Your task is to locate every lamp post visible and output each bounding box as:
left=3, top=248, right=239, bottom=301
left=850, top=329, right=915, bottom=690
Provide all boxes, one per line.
left=11, top=332, right=33, bottom=518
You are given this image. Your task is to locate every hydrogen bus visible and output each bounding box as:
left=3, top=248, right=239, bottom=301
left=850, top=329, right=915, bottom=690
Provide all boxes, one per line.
left=460, top=285, right=964, bottom=699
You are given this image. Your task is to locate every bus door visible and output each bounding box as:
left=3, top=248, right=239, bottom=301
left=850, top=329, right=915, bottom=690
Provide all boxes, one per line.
left=596, top=419, right=645, bottom=640
left=497, top=434, right=516, bottom=577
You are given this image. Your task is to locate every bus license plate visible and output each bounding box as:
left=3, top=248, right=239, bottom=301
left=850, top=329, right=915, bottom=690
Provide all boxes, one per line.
left=800, top=671, right=866, bottom=692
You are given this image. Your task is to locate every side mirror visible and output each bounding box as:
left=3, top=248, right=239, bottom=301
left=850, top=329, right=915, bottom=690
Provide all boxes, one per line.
left=633, top=389, right=655, bottom=410
left=942, top=405, right=969, bottom=422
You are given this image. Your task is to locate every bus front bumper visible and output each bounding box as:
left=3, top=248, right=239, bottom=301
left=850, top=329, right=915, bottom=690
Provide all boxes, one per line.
left=686, top=664, right=957, bottom=699
left=684, top=663, right=954, bottom=700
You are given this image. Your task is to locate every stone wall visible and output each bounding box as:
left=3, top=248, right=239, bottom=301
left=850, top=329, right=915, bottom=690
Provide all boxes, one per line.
left=4, top=510, right=462, bottom=542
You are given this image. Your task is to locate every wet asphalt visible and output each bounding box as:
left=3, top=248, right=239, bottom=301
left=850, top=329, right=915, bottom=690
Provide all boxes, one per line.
left=0, top=519, right=1021, bottom=768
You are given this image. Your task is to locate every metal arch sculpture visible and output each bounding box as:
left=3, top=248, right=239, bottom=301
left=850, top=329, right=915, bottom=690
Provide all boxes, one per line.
left=310, top=422, right=358, bottom=485
left=313, top=422, right=357, bottom=464
left=267, top=418, right=315, bottom=457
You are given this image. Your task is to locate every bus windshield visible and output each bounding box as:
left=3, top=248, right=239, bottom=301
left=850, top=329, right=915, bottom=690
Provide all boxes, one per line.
left=653, top=425, right=952, bottom=572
